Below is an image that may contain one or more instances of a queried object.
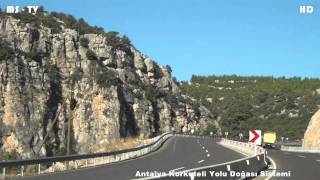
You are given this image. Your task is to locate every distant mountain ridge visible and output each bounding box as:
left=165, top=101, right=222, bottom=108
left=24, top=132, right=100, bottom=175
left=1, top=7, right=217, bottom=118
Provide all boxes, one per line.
left=181, top=75, right=320, bottom=140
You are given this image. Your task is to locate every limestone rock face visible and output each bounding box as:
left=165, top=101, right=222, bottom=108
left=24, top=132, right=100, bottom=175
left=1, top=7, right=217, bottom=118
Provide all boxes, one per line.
left=303, top=110, right=320, bottom=148
left=0, top=15, right=216, bottom=158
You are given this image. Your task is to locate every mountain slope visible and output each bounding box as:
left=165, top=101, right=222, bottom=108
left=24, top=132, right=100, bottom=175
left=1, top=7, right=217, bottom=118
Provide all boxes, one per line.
left=181, top=75, right=320, bottom=140
left=0, top=9, right=214, bottom=158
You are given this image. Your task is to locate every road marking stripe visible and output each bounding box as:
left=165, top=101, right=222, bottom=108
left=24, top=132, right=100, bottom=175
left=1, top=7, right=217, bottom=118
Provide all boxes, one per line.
left=298, top=155, right=306, bottom=158
left=316, top=160, right=320, bottom=162
left=265, top=157, right=277, bottom=180
left=198, top=160, right=205, bottom=163
left=205, top=150, right=208, bottom=153
left=227, top=165, right=231, bottom=171
left=170, top=167, right=185, bottom=172
left=207, top=154, right=210, bottom=157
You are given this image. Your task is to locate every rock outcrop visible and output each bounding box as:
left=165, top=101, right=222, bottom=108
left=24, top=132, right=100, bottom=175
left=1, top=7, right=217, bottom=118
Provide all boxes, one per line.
left=303, top=110, right=320, bottom=148
left=0, top=14, right=215, bottom=158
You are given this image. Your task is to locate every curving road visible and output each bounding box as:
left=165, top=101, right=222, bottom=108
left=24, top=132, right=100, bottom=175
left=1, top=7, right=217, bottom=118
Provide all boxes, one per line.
left=21, top=135, right=244, bottom=180
left=267, top=150, right=320, bottom=180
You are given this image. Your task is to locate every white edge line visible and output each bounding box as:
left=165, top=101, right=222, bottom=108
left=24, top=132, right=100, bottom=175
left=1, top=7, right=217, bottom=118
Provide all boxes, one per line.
left=170, top=166, right=185, bottom=172
left=198, top=160, right=205, bottom=163
left=133, top=155, right=257, bottom=180
left=264, top=156, right=277, bottom=180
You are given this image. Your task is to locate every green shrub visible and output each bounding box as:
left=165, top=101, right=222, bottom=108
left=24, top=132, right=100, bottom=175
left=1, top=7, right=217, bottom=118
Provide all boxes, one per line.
left=69, top=67, right=83, bottom=85
left=165, top=65, right=172, bottom=73
left=80, top=37, right=89, bottom=48
left=0, top=38, right=14, bottom=61
left=0, top=150, right=20, bottom=160
left=94, top=69, right=119, bottom=88
left=86, top=49, right=98, bottom=60
left=25, top=50, right=42, bottom=62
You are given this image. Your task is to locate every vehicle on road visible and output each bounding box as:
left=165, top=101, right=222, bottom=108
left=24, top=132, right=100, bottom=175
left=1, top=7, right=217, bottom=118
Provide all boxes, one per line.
left=263, top=131, right=277, bottom=149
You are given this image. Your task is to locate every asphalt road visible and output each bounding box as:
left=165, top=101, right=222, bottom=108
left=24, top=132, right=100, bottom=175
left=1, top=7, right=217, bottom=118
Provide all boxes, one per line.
left=267, top=150, right=320, bottom=180
left=21, top=135, right=244, bottom=180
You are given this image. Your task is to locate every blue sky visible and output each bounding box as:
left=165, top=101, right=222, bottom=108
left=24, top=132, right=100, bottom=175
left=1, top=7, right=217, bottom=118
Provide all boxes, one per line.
left=1, top=0, right=320, bottom=80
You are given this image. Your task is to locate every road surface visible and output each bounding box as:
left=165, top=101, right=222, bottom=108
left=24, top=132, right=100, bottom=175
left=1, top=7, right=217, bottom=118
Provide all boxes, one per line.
left=21, top=136, right=244, bottom=180
left=267, top=150, right=320, bottom=180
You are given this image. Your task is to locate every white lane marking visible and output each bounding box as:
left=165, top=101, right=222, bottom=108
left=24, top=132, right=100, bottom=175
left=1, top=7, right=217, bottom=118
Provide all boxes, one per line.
left=265, top=157, right=277, bottom=180
left=316, top=160, right=320, bottom=162
left=207, top=154, right=210, bottom=157
left=227, top=165, right=231, bottom=171
left=298, top=155, right=306, bottom=158
left=202, top=146, right=205, bottom=149
left=198, top=160, right=205, bottom=163
left=170, top=167, right=185, bottom=172
left=205, top=150, right=208, bottom=153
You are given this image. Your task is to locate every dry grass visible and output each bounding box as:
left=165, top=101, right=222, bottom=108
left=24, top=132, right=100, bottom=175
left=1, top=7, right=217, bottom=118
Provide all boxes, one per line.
left=102, top=138, right=152, bottom=152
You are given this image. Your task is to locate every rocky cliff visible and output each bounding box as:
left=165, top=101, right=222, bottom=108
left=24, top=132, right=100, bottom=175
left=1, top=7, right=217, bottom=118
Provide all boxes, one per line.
left=303, top=110, right=320, bottom=148
left=0, top=12, right=214, bottom=158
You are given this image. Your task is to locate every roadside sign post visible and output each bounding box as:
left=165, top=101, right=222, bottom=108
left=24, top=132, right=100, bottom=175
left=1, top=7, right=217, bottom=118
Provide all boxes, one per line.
left=249, top=130, right=262, bottom=146
left=239, top=133, right=243, bottom=140
left=225, top=132, right=229, bottom=139
left=191, top=129, right=194, bottom=135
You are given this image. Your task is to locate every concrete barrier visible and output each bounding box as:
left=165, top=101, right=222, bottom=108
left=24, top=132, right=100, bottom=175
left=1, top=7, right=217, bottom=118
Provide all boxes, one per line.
left=218, top=138, right=266, bottom=156
left=281, top=146, right=320, bottom=153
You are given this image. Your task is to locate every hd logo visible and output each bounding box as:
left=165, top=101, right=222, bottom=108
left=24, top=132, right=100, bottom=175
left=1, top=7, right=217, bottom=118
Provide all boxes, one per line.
left=299, top=5, right=314, bottom=14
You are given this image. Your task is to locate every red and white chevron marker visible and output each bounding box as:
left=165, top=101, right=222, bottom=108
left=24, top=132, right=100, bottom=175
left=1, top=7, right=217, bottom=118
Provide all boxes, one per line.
left=249, top=130, right=262, bottom=145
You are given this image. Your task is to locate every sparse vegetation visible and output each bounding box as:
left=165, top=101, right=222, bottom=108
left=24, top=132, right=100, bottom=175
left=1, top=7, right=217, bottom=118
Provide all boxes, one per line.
left=68, top=67, right=83, bottom=86
left=165, top=65, right=172, bottom=73
left=94, top=69, right=119, bottom=88
left=25, top=50, right=42, bottom=62
left=0, top=150, right=20, bottom=160
left=102, top=138, right=151, bottom=152
left=0, top=38, right=15, bottom=61
left=6, top=6, right=133, bottom=52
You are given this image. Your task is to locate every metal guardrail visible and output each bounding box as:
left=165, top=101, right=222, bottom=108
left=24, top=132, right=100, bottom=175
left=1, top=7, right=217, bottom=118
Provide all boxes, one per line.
left=0, top=132, right=173, bottom=179
left=281, top=146, right=320, bottom=153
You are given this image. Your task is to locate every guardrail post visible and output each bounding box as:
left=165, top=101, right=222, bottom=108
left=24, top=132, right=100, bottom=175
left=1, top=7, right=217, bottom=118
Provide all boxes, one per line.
left=38, top=164, right=41, bottom=175
left=2, top=168, right=5, bottom=180
left=52, top=163, right=55, bottom=173
left=21, top=165, right=24, bottom=177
